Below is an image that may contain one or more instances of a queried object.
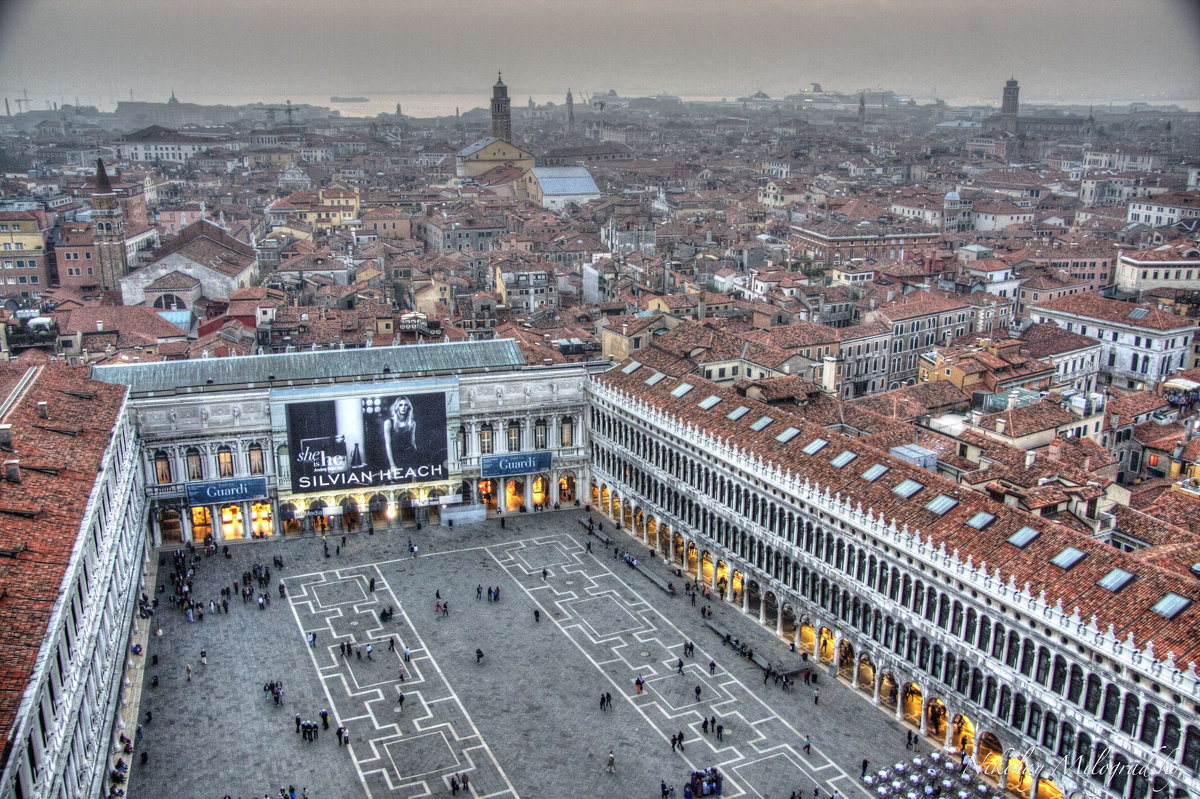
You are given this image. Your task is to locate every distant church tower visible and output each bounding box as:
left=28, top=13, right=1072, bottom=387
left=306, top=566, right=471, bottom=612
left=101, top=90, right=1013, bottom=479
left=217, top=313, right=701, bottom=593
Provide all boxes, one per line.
left=91, top=159, right=128, bottom=291
left=1001, top=78, right=1020, bottom=132
left=491, top=71, right=512, bottom=142
left=566, top=88, right=575, bottom=134
left=858, top=92, right=866, bottom=129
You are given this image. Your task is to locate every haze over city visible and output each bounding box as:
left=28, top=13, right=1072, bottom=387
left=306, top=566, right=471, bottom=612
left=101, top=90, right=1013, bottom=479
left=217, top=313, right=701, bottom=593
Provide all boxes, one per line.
left=0, top=0, right=1197, bottom=113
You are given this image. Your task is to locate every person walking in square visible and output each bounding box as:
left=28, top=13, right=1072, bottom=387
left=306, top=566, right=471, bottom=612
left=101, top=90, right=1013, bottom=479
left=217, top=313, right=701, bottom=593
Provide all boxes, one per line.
left=695, top=685, right=702, bottom=701
left=716, top=723, right=723, bottom=741
left=605, top=692, right=611, bottom=710
left=397, top=690, right=405, bottom=710
left=803, top=735, right=811, bottom=754
left=534, top=609, right=540, bottom=622
left=709, top=660, right=716, bottom=675
left=606, top=750, right=615, bottom=773
left=813, top=689, right=819, bottom=705
left=676, top=658, right=684, bottom=674
left=862, top=759, right=870, bottom=778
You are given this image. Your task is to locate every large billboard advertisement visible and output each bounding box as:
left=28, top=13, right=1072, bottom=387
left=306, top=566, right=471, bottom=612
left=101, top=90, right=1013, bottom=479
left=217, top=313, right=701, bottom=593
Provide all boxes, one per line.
left=285, top=392, right=448, bottom=494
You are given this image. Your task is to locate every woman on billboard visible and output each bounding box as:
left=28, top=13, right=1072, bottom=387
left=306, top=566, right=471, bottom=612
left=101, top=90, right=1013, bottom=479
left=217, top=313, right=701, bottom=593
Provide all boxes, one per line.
left=383, top=396, right=419, bottom=473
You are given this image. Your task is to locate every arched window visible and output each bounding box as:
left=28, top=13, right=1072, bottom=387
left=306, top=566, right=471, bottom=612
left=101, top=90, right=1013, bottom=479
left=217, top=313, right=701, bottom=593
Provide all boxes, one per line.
left=1101, top=685, right=1121, bottom=725
left=153, top=450, right=172, bottom=484
left=1140, top=704, right=1161, bottom=747
left=1067, top=665, right=1084, bottom=703
left=247, top=443, right=264, bottom=475
left=1160, top=714, right=1181, bottom=757
left=1181, top=725, right=1200, bottom=772
left=1012, top=693, right=1027, bottom=730
left=534, top=418, right=548, bottom=449
left=1035, top=648, right=1051, bottom=685
left=1020, top=640, right=1036, bottom=676
left=186, top=447, right=204, bottom=481
left=1005, top=631, right=1021, bottom=668
left=217, top=445, right=234, bottom=478
left=560, top=416, right=574, bottom=447
left=1085, top=675, right=1103, bottom=714
left=479, top=423, right=494, bottom=455
left=1121, top=694, right=1141, bottom=736
left=506, top=421, right=521, bottom=452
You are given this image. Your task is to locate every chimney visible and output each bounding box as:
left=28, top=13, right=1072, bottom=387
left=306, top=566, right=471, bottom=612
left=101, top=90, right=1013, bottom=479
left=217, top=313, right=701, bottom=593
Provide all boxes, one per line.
left=1025, top=450, right=1036, bottom=468
left=821, top=354, right=838, bottom=394
left=1049, top=438, right=1062, bottom=459
left=0, top=424, right=11, bottom=450
left=36, top=401, right=48, bottom=420
left=1007, top=393, right=1018, bottom=410
left=995, top=417, right=1007, bottom=435
left=96, top=320, right=103, bottom=332
left=3, top=460, right=19, bottom=484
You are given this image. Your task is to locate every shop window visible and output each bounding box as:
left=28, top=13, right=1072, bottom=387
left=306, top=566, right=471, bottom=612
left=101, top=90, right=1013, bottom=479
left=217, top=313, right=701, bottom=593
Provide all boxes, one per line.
left=247, top=444, right=264, bottom=475
left=221, top=504, right=245, bottom=539
left=250, top=502, right=272, bottom=538
left=191, top=506, right=212, bottom=542
left=217, top=446, right=234, bottom=478
left=186, top=448, right=204, bottom=481
left=153, top=451, right=172, bottom=484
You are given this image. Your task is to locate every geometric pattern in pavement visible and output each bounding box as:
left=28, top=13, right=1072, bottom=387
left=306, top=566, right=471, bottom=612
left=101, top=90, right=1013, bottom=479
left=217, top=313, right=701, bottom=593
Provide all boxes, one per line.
left=491, top=533, right=861, bottom=799
left=286, top=566, right=517, bottom=798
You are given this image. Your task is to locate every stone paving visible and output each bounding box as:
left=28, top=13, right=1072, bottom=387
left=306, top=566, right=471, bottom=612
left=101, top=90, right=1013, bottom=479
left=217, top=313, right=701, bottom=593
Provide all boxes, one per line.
left=130, top=509, right=916, bottom=799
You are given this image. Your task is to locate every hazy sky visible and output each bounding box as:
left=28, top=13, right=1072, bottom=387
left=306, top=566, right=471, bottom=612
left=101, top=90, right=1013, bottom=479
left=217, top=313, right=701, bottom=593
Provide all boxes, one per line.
left=0, top=0, right=1196, bottom=110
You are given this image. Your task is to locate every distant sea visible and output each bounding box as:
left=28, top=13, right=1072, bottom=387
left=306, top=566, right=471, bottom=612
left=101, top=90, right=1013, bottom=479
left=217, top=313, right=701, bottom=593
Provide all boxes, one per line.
left=11, top=90, right=1199, bottom=118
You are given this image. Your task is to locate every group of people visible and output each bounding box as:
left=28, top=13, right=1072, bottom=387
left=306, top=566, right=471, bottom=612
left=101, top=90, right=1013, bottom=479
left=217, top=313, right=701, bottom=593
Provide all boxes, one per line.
left=264, top=680, right=285, bottom=704
left=222, top=787, right=308, bottom=799
left=684, top=766, right=724, bottom=797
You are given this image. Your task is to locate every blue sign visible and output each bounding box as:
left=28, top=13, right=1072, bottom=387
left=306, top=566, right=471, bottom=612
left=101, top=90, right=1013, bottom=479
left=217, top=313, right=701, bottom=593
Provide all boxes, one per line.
left=481, top=450, right=553, bottom=478
left=187, top=477, right=269, bottom=506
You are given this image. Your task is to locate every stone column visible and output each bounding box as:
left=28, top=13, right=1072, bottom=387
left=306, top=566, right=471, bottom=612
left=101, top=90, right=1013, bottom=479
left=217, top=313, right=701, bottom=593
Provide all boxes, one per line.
left=1028, top=764, right=1041, bottom=799
left=758, top=588, right=767, bottom=625
left=523, top=475, right=531, bottom=511
left=830, top=634, right=841, bottom=678
left=741, top=580, right=750, bottom=614
left=814, top=628, right=822, bottom=660
left=776, top=605, right=784, bottom=637
left=181, top=505, right=193, bottom=543
left=242, top=501, right=252, bottom=539
left=999, top=753, right=1011, bottom=791
left=896, top=690, right=904, bottom=723
left=872, top=670, right=881, bottom=705
left=944, top=712, right=955, bottom=750
left=466, top=421, right=478, bottom=459
left=919, top=694, right=929, bottom=736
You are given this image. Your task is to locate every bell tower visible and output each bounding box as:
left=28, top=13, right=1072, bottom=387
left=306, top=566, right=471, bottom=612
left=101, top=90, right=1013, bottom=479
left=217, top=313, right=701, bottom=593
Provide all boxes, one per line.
left=91, top=159, right=128, bottom=291
left=491, top=71, right=512, bottom=142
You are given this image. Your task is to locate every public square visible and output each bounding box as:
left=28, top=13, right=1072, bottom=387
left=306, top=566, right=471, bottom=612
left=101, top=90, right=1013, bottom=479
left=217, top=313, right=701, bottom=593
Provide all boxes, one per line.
left=130, top=509, right=915, bottom=799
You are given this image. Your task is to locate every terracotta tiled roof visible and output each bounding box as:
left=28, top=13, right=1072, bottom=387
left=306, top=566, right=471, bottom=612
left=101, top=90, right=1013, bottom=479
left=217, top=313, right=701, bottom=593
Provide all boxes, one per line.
left=0, top=362, right=128, bottom=743
left=594, top=360, right=1200, bottom=663
left=1033, top=294, right=1197, bottom=332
